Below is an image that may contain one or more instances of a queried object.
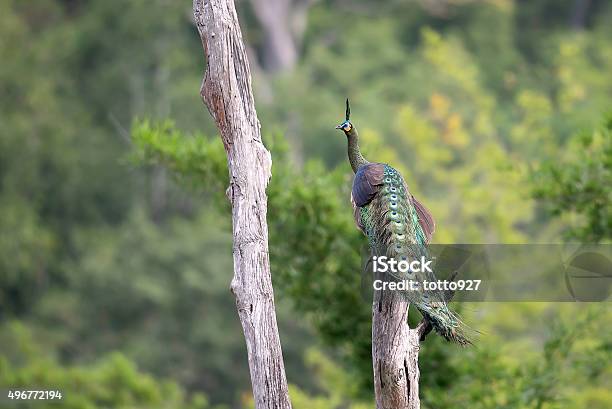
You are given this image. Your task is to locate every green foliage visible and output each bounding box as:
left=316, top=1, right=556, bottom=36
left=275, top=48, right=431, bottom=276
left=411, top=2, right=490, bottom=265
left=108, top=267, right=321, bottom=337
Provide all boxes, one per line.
left=263, top=6, right=612, bottom=244
left=241, top=348, right=372, bottom=409
left=28, top=208, right=315, bottom=405
left=286, top=349, right=371, bottom=409
left=129, top=121, right=379, bottom=394
left=123, top=121, right=491, bottom=403
left=131, top=120, right=228, bottom=192
left=1, top=0, right=611, bottom=407
left=424, top=305, right=612, bottom=409
left=0, top=322, right=211, bottom=409
left=0, top=197, right=54, bottom=314
left=533, top=116, right=612, bottom=242
left=129, top=112, right=611, bottom=407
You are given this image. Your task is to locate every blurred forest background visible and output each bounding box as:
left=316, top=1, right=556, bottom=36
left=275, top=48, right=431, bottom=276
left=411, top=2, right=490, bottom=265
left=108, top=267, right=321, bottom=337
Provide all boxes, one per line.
left=0, top=0, right=611, bottom=408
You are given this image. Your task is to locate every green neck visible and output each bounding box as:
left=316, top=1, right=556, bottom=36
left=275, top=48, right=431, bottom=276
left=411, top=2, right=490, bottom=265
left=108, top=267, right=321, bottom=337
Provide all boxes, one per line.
left=346, top=127, right=369, bottom=173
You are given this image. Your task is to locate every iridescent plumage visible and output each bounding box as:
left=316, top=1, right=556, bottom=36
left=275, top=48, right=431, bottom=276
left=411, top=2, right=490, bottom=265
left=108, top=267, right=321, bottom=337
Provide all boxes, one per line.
left=338, top=99, right=470, bottom=345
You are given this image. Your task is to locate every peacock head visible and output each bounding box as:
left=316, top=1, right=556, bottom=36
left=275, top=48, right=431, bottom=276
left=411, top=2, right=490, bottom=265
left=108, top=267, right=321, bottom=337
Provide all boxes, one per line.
left=335, top=98, right=354, bottom=133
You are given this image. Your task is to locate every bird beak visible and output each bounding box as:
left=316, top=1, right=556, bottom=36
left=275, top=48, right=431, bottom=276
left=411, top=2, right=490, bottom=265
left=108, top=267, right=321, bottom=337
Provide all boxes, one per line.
left=335, top=124, right=343, bottom=129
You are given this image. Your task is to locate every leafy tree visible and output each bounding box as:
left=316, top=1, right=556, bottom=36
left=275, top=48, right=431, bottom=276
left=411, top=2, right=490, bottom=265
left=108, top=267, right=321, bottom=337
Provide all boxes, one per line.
left=532, top=116, right=612, bottom=242
left=131, top=116, right=611, bottom=408
left=0, top=322, right=212, bottom=409
left=2, top=1, right=612, bottom=407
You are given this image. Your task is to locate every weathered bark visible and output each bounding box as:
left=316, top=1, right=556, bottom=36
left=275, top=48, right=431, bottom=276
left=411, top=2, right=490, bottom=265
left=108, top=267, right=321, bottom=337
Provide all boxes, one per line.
left=193, top=1, right=292, bottom=408
left=373, top=291, right=421, bottom=409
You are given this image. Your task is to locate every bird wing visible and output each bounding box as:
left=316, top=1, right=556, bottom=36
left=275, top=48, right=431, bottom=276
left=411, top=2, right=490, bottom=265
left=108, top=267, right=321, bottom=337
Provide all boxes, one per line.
left=351, top=163, right=435, bottom=243
left=351, top=163, right=385, bottom=207
left=351, top=163, right=385, bottom=233
left=411, top=194, right=435, bottom=243
left=350, top=192, right=365, bottom=235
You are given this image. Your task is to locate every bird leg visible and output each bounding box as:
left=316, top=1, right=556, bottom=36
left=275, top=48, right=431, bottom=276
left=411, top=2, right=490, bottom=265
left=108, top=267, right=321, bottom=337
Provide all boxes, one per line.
left=417, top=319, right=433, bottom=342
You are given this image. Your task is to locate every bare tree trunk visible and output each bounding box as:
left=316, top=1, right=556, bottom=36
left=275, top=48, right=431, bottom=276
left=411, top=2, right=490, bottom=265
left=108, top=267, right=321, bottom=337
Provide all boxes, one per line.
left=249, top=0, right=317, bottom=72
left=570, top=0, right=592, bottom=29
left=373, top=291, right=421, bottom=409
left=193, top=1, right=292, bottom=408
left=251, top=0, right=297, bottom=72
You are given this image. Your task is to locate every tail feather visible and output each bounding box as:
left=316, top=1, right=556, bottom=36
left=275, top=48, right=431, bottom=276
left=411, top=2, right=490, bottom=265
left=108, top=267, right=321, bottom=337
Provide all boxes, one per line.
left=418, top=304, right=473, bottom=346
left=366, top=164, right=472, bottom=346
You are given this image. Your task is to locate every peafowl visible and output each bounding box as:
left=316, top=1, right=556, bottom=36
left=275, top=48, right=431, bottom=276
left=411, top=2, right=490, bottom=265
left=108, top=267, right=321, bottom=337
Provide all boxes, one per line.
left=336, top=99, right=471, bottom=345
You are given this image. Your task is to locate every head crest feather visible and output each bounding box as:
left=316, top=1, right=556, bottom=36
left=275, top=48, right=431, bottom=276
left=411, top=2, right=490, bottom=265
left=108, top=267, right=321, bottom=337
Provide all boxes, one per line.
left=345, top=98, right=351, bottom=121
